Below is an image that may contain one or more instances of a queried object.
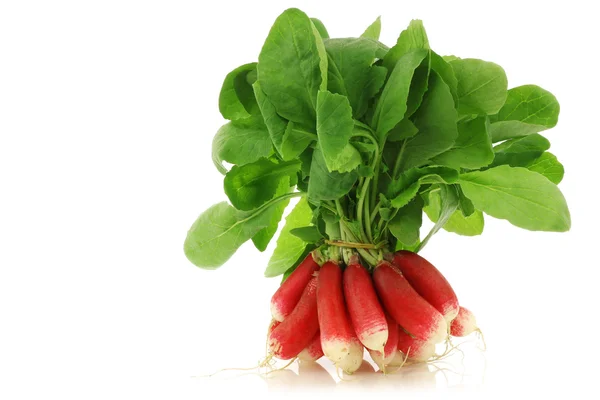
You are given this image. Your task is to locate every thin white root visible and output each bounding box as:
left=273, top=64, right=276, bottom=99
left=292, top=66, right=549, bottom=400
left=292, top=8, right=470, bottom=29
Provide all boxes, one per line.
left=192, top=353, right=275, bottom=378
left=475, top=328, right=487, bottom=351
left=263, top=357, right=298, bottom=376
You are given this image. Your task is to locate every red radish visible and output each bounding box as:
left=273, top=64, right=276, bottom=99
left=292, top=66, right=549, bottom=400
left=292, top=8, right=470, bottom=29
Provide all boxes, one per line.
left=382, top=314, right=399, bottom=361
left=270, top=252, right=320, bottom=322
left=388, top=350, right=407, bottom=367
left=298, top=331, right=323, bottom=362
left=369, top=313, right=398, bottom=370
left=368, top=349, right=386, bottom=370
left=450, top=306, right=478, bottom=337
left=337, top=336, right=364, bottom=375
left=343, top=255, right=388, bottom=352
left=267, top=319, right=281, bottom=334
left=396, top=328, right=436, bottom=362
left=269, top=277, right=319, bottom=360
left=391, top=250, right=459, bottom=323
left=373, top=261, right=447, bottom=343
left=317, top=260, right=356, bottom=364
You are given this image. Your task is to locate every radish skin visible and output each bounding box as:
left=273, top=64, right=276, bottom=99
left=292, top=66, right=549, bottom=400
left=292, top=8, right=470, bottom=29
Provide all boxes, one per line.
left=298, top=331, right=323, bottom=362
left=267, top=319, right=281, bottom=334
left=450, top=306, right=477, bottom=337
left=269, top=277, right=319, bottom=360
left=369, top=313, right=398, bottom=369
left=388, top=350, right=407, bottom=367
left=270, top=252, right=319, bottom=322
left=337, top=337, right=364, bottom=375
left=343, top=255, right=388, bottom=352
left=317, top=261, right=356, bottom=363
left=396, top=328, right=436, bottom=362
left=383, top=314, right=398, bottom=360
left=373, top=261, right=447, bottom=343
left=392, top=251, right=459, bottom=323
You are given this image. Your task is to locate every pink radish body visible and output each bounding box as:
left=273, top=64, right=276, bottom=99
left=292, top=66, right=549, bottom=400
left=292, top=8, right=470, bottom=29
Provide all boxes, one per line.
left=317, top=261, right=356, bottom=363
left=396, top=328, right=436, bottom=362
left=392, top=251, right=459, bottom=323
left=343, top=256, right=388, bottom=352
left=270, top=253, right=319, bottom=322
left=450, top=306, right=477, bottom=337
left=269, top=277, right=319, bottom=360
left=298, top=331, right=324, bottom=362
left=369, top=313, right=398, bottom=369
left=373, top=261, right=447, bottom=343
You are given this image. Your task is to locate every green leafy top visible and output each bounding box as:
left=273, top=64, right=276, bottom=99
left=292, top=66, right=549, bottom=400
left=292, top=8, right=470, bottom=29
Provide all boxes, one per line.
left=184, top=8, right=569, bottom=276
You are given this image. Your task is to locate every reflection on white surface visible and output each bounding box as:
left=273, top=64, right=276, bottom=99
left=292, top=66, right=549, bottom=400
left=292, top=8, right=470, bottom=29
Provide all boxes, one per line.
left=196, top=337, right=487, bottom=394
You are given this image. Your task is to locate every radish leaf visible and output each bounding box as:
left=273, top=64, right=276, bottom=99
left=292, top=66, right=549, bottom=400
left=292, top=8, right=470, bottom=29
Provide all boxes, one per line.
left=316, top=90, right=361, bottom=172
left=324, top=38, right=387, bottom=118
left=289, top=226, right=323, bottom=243
left=450, top=58, right=508, bottom=116
left=526, top=152, right=564, bottom=184
left=361, top=16, right=381, bottom=40
left=389, top=197, right=423, bottom=248
left=418, top=185, right=460, bottom=250
left=432, top=116, right=493, bottom=169
left=383, top=20, right=429, bottom=73
left=258, top=8, right=327, bottom=126
left=219, top=63, right=259, bottom=121
left=252, top=178, right=291, bottom=251
left=211, top=116, right=273, bottom=175
left=184, top=193, right=300, bottom=269
left=265, top=197, right=314, bottom=277
left=373, top=49, right=429, bottom=141
left=400, top=72, right=458, bottom=171
left=311, top=18, right=329, bottom=39
left=491, top=133, right=550, bottom=167
left=424, top=190, right=484, bottom=236
left=387, top=166, right=459, bottom=208
left=308, top=147, right=358, bottom=202
left=489, top=84, right=559, bottom=142
left=224, top=158, right=300, bottom=211
left=459, top=165, right=570, bottom=231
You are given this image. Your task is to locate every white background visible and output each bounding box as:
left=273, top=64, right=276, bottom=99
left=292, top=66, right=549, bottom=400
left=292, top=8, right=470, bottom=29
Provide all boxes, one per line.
left=1, top=0, right=598, bottom=398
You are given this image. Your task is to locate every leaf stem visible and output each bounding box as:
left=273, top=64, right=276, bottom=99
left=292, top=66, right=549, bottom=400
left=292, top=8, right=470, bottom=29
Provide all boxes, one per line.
left=325, top=240, right=386, bottom=250
left=356, top=177, right=371, bottom=242
left=370, top=200, right=382, bottom=225
left=334, top=199, right=348, bottom=262
left=250, top=191, right=305, bottom=216
left=392, top=139, right=408, bottom=178
left=364, top=192, right=373, bottom=242
left=352, top=130, right=380, bottom=156
left=339, top=223, right=379, bottom=266
left=369, top=152, right=381, bottom=213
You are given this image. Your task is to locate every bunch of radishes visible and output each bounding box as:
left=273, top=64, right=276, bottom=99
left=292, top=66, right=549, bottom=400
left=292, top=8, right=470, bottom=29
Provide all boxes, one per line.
left=268, top=250, right=477, bottom=373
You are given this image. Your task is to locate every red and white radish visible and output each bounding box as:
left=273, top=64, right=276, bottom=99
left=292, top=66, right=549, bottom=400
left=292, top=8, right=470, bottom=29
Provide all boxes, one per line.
left=337, top=337, right=364, bottom=375
left=391, top=250, right=459, bottom=323
left=387, top=350, right=407, bottom=367
left=396, top=328, right=436, bottom=362
left=450, top=306, right=478, bottom=337
left=270, top=252, right=320, bottom=322
left=373, top=261, right=447, bottom=343
left=317, top=260, right=357, bottom=363
left=298, top=331, right=323, bottom=362
left=369, top=313, right=398, bottom=370
left=343, top=255, right=388, bottom=352
left=269, top=277, right=319, bottom=360
left=267, top=319, right=281, bottom=334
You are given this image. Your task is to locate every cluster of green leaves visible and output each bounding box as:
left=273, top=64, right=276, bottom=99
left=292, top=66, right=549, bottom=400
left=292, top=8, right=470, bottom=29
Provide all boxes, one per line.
left=184, top=8, right=570, bottom=276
